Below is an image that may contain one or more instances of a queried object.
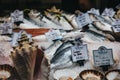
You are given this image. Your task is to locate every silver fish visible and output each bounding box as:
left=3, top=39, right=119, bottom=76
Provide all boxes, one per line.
left=89, top=13, right=112, bottom=32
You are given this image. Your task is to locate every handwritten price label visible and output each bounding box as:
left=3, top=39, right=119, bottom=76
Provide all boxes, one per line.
left=93, top=46, right=114, bottom=66
left=71, top=44, right=88, bottom=62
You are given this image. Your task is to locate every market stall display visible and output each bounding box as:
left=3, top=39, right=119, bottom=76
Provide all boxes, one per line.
left=0, top=5, right=120, bottom=80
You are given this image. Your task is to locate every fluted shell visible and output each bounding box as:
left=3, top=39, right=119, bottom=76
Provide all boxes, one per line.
left=79, top=70, right=105, bottom=80
left=105, top=69, right=120, bottom=80
left=0, top=64, right=20, bottom=80
left=11, top=44, right=37, bottom=80
left=10, top=32, right=37, bottom=80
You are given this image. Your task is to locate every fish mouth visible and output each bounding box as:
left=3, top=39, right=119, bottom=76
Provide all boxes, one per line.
left=79, top=69, right=105, bottom=80
left=105, top=69, right=120, bottom=80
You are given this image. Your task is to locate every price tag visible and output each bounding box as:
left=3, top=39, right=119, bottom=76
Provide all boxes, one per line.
left=0, top=22, right=12, bottom=34
left=45, top=29, right=62, bottom=41
left=76, top=13, right=92, bottom=28
left=112, top=20, right=120, bottom=32
left=11, top=10, right=24, bottom=22
left=87, top=8, right=100, bottom=15
left=102, top=8, right=115, bottom=17
left=71, top=44, right=88, bottom=62
left=93, top=46, right=114, bottom=67
left=116, top=4, right=120, bottom=9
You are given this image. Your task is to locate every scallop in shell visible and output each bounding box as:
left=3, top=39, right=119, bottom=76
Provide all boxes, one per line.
left=105, top=69, right=120, bottom=80
left=79, top=70, right=105, bottom=80
left=0, top=64, right=20, bottom=80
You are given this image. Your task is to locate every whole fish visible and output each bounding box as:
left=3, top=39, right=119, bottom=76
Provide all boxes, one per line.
left=50, top=41, right=74, bottom=69
left=44, top=11, right=74, bottom=30
left=89, top=13, right=112, bottom=32
left=43, top=41, right=120, bottom=80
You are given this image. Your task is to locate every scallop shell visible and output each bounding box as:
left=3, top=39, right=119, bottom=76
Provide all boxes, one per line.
left=79, top=69, right=105, bottom=80
left=105, top=69, right=120, bottom=80
left=0, top=64, right=20, bottom=80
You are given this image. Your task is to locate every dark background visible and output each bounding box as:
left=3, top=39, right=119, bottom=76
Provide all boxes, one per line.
left=0, top=0, right=120, bottom=14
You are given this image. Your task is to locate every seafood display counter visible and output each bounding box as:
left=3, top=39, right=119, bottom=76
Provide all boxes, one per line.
left=0, top=6, right=120, bottom=80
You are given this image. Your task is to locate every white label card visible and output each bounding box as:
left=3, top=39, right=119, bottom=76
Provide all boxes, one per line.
left=76, top=13, right=92, bottom=28
left=45, top=29, right=62, bottom=41
left=93, top=46, right=114, bottom=66
left=102, top=8, right=115, bottom=17
left=112, top=20, right=120, bottom=32
left=116, top=4, right=120, bottom=9
left=11, top=10, right=24, bottom=22
left=71, top=44, right=88, bottom=62
left=88, top=8, right=100, bottom=15
left=0, top=22, right=12, bottom=34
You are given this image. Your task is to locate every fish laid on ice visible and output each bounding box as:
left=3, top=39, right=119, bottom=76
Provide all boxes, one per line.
left=44, top=11, right=73, bottom=30
left=25, top=9, right=63, bottom=29
left=89, top=13, right=112, bottom=32
left=50, top=40, right=74, bottom=69
left=44, top=6, right=75, bottom=30
left=19, top=18, right=41, bottom=29
left=40, top=40, right=120, bottom=80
